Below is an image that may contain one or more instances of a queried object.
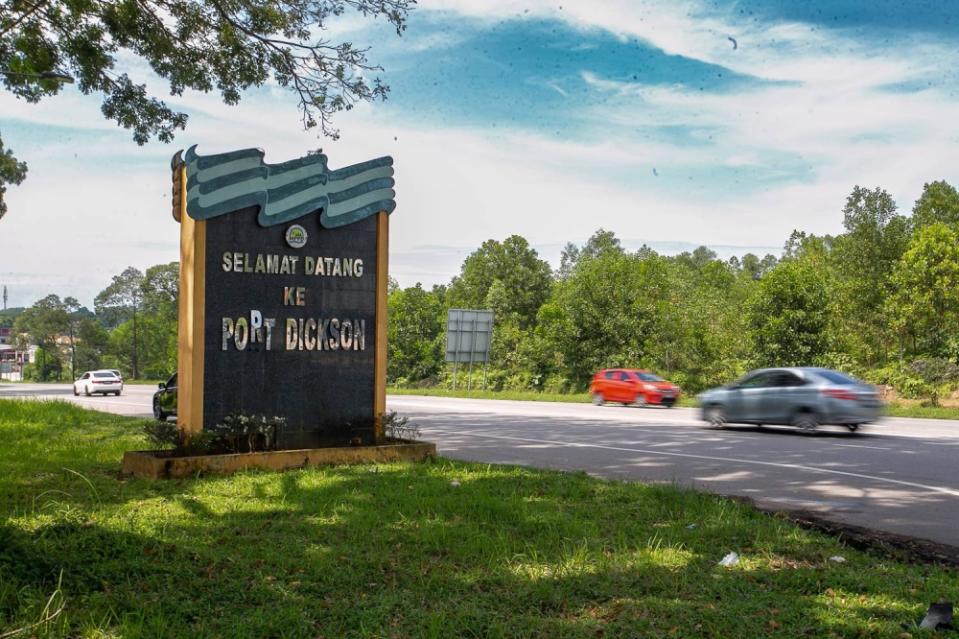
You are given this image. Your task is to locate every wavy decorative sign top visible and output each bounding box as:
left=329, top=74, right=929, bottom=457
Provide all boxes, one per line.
left=183, top=146, right=395, bottom=228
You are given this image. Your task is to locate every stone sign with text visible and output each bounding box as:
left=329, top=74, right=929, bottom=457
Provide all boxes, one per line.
left=173, top=146, right=394, bottom=448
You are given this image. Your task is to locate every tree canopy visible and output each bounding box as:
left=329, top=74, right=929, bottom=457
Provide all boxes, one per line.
left=0, top=0, right=415, bottom=218
left=15, top=178, right=959, bottom=402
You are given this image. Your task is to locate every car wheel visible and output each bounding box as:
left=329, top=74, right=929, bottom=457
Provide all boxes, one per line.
left=115, top=391, right=121, bottom=396
left=792, top=410, right=819, bottom=433
left=847, top=424, right=860, bottom=432
left=632, top=393, right=647, bottom=408
left=705, top=405, right=727, bottom=429
left=84, top=386, right=91, bottom=397
left=73, top=385, right=78, bottom=396
left=153, top=398, right=166, bottom=421
left=591, top=392, right=605, bottom=406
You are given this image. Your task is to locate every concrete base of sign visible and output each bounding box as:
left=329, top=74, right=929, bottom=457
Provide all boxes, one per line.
left=121, top=439, right=436, bottom=479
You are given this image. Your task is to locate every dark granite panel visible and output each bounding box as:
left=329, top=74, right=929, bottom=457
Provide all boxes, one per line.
left=202, top=208, right=377, bottom=447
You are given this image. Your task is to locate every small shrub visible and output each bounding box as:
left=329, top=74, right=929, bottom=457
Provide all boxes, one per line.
left=180, top=430, right=220, bottom=455
left=864, top=363, right=927, bottom=399
left=908, top=358, right=959, bottom=406
left=542, top=374, right=571, bottom=394
left=383, top=411, right=420, bottom=441
left=211, top=413, right=286, bottom=453
left=142, top=420, right=180, bottom=449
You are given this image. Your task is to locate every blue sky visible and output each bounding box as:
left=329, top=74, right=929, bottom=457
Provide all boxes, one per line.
left=1, top=0, right=958, bottom=307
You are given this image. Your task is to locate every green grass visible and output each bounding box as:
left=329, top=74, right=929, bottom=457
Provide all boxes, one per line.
left=388, top=386, right=594, bottom=403
left=389, top=386, right=695, bottom=408
left=885, top=402, right=959, bottom=420
left=1, top=400, right=955, bottom=638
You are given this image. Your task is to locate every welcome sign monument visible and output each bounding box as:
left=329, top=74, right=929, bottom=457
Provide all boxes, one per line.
left=172, top=145, right=394, bottom=448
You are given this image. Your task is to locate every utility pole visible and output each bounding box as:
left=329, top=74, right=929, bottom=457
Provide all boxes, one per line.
left=2, top=285, right=6, bottom=310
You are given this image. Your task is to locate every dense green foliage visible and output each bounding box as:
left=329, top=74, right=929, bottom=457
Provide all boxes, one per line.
left=1, top=399, right=955, bottom=637
left=13, top=180, right=959, bottom=399
left=390, top=180, right=959, bottom=401
left=0, top=0, right=414, bottom=218
left=0, top=306, right=24, bottom=328
left=13, top=264, right=177, bottom=381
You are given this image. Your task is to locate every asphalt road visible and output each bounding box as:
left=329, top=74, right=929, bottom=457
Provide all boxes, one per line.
left=4, top=383, right=959, bottom=548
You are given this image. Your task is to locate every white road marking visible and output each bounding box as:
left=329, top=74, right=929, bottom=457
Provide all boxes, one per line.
left=426, top=427, right=959, bottom=498
left=834, top=443, right=891, bottom=451
left=33, top=395, right=151, bottom=409
left=73, top=400, right=152, bottom=410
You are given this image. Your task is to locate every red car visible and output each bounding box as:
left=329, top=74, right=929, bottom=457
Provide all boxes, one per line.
left=590, top=369, right=681, bottom=407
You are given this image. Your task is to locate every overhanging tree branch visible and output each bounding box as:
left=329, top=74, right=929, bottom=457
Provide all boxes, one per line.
left=0, top=0, right=414, bottom=217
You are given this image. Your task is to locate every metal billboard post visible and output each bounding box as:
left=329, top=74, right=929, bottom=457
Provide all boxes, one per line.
left=467, top=312, right=475, bottom=392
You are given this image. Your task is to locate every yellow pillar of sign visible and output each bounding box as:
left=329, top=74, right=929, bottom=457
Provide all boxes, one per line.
left=373, top=211, right=389, bottom=442
left=176, top=164, right=206, bottom=436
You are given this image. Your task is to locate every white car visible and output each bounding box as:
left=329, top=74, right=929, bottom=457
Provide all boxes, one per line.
left=74, top=370, right=123, bottom=396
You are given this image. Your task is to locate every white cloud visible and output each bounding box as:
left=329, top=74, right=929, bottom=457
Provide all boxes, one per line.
left=3, top=0, right=959, bottom=308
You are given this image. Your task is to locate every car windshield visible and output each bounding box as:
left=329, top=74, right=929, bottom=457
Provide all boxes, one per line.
left=634, top=372, right=663, bottom=382
left=814, top=370, right=858, bottom=385
left=93, top=372, right=116, bottom=378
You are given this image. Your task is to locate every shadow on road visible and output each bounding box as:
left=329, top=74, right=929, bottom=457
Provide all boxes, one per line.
left=411, top=409, right=959, bottom=547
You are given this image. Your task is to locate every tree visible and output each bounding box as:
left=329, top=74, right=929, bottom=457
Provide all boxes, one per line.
left=447, top=235, right=552, bottom=329
left=95, top=267, right=145, bottom=378
left=745, top=260, right=829, bottom=367
left=141, top=262, right=179, bottom=318
left=735, top=253, right=778, bottom=280
left=387, top=284, right=444, bottom=383
left=61, top=296, right=82, bottom=378
left=0, top=0, right=414, bottom=213
left=783, top=230, right=833, bottom=261
left=912, top=180, right=959, bottom=230
left=887, top=223, right=959, bottom=358
left=0, top=133, right=27, bottom=219
left=830, top=185, right=911, bottom=366
left=557, top=228, right=624, bottom=279
left=0, top=306, right=24, bottom=328
left=13, top=294, right=69, bottom=380
left=676, top=246, right=718, bottom=271
left=76, top=317, right=109, bottom=372
left=539, top=249, right=673, bottom=386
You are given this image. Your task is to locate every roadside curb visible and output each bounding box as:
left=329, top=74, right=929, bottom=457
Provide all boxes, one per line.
left=731, top=495, right=959, bottom=567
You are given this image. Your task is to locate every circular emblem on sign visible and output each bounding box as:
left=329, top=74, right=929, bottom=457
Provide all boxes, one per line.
left=285, top=224, right=308, bottom=249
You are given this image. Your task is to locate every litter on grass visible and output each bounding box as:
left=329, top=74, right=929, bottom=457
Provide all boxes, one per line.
left=718, top=552, right=739, bottom=566
left=829, top=555, right=846, bottom=563
left=450, top=480, right=461, bottom=488
left=919, top=601, right=953, bottom=630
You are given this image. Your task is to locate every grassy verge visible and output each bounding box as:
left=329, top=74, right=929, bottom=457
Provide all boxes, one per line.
left=1, top=399, right=955, bottom=638
left=885, top=402, right=959, bottom=420
left=388, top=386, right=593, bottom=403
left=389, top=386, right=695, bottom=408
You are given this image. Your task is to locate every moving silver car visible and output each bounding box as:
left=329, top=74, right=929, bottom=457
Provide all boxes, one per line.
left=698, top=367, right=882, bottom=432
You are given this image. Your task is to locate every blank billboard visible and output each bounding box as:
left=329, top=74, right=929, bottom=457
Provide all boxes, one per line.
left=445, top=309, right=493, bottom=363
